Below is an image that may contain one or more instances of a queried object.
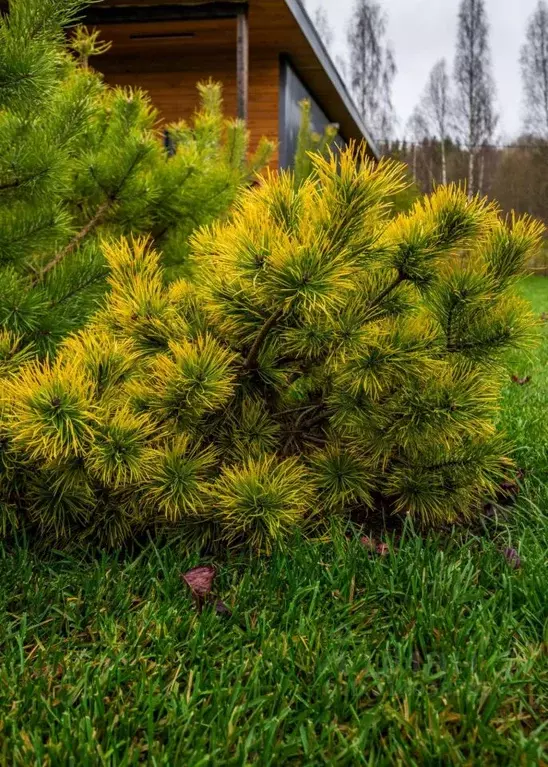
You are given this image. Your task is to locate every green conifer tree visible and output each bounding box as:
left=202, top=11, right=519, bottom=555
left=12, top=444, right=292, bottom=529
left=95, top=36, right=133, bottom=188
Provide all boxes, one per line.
left=0, top=0, right=274, bottom=356
left=0, top=148, right=541, bottom=549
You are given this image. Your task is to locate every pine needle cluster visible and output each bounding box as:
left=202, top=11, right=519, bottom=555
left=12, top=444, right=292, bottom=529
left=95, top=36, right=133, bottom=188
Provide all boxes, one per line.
left=0, top=147, right=541, bottom=550
left=0, top=0, right=274, bottom=356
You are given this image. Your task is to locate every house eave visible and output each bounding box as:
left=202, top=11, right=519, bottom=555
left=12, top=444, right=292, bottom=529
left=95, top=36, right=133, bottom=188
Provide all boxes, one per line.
left=284, top=0, right=380, bottom=160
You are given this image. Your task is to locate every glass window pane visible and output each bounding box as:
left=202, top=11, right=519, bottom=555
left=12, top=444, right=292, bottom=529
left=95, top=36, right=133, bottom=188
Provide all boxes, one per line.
left=279, top=57, right=345, bottom=168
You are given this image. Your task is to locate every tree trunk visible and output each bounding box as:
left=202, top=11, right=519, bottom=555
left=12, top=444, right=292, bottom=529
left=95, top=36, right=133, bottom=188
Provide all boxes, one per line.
left=478, top=149, right=485, bottom=197
left=441, top=138, right=448, bottom=186
left=412, top=143, right=418, bottom=184
left=467, top=148, right=475, bottom=199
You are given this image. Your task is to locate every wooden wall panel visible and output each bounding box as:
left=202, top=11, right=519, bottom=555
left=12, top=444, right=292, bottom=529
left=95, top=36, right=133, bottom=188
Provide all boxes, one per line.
left=248, top=49, right=279, bottom=164
left=95, top=18, right=280, bottom=165
left=100, top=56, right=239, bottom=124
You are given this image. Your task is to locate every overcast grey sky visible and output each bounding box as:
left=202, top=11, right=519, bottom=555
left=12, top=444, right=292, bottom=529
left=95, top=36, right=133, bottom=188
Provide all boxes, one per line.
left=306, top=0, right=539, bottom=141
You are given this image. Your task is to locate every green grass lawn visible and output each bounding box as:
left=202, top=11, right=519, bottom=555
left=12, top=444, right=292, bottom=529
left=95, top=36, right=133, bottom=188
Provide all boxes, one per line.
left=500, top=277, right=548, bottom=503
left=0, top=279, right=547, bottom=766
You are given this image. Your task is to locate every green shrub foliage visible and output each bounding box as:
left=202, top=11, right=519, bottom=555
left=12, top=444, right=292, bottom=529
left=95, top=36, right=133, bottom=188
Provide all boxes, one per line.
left=0, top=148, right=542, bottom=550
left=293, top=99, right=339, bottom=186
left=0, top=0, right=274, bottom=356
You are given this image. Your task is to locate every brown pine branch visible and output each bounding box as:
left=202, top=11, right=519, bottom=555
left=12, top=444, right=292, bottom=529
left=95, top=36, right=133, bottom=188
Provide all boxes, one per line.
left=35, top=199, right=111, bottom=284
left=36, top=147, right=152, bottom=284
left=243, top=306, right=285, bottom=371
left=368, top=273, right=404, bottom=311
left=0, top=167, right=49, bottom=193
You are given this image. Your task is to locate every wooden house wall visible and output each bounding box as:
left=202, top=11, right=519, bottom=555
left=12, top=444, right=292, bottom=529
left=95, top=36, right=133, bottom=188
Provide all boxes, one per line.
left=94, top=17, right=280, bottom=165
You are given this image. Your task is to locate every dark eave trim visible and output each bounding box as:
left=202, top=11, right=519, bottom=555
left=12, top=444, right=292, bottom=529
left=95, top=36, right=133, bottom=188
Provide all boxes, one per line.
left=84, top=2, right=247, bottom=25
left=283, top=0, right=380, bottom=160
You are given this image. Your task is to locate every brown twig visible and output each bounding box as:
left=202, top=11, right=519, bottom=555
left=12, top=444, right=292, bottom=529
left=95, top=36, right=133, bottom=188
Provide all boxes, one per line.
left=368, top=274, right=404, bottom=311
left=36, top=146, right=152, bottom=284
left=35, top=200, right=111, bottom=284
left=243, top=305, right=285, bottom=371
left=302, top=408, right=328, bottom=430
left=0, top=168, right=48, bottom=192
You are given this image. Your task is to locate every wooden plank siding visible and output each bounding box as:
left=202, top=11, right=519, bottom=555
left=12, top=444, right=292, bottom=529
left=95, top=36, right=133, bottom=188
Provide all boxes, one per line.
left=83, top=0, right=378, bottom=165
left=94, top=15, right=280, bottom=164
left=0, top=0, right=378, bottom=163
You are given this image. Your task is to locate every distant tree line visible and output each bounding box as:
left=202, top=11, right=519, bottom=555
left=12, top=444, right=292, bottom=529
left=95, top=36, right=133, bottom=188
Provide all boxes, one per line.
left=309, top=0, right=548, bottom=247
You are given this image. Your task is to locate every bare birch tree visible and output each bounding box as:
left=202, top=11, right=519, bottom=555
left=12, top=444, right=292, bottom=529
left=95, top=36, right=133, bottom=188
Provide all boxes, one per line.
left=312, top=3, right=335, bottom=54
left=406, top=109, right=426, bottom=186
left=406, top=108, right=434, bottom=187
left=347, top=0, right=397, bottom=143
left=453, top=0, right=497, bottom=197
left=521, top=1, right=548, bottom=137
left=419, top=60, right=451, bottom=185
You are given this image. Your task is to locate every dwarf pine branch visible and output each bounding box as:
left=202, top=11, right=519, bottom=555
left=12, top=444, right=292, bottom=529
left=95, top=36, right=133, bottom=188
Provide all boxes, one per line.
left=243, top=306, right=286, bottom=371
left=368, top=273, right=405, bottom=310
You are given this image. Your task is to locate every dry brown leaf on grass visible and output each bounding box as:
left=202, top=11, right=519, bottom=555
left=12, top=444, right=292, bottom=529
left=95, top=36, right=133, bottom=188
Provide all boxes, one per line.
left=503, top=548, right=522, bottom=570
left=181, top=566, right=233, bottom=617
left=361, top=536, right=391, bottom=557
left=181, top=566, right=216, bottom=598
left=511, top=374, right=531, bottom=385
left=215, top=599, right=232, bottom=616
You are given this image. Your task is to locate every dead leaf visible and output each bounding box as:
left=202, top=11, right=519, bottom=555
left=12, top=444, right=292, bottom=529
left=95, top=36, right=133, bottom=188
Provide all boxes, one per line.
left=376, top=542, right=390, bottom=557
left=349, top=575, right=356, bottom=604
left=511, top=375, right=531, bottom=385
left=412, top=648, right=423, bottom=671
left=500, top=478, right=520, bottom=496
left=181, top=565, right=216, bottom=598
left=503, top=547, right=522, bottom=570
left=215, top=599, right=232, bottom=617
left=441, top=710, right=462, bottom=724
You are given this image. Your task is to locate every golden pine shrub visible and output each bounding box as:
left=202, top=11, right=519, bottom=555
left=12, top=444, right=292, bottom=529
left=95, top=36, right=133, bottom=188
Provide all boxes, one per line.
left=0, top=147, right=542, bottom=549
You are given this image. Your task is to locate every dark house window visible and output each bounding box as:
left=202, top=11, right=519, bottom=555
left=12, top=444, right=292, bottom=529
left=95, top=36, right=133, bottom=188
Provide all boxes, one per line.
left=163, top=129, right=176, bottom=157
left=279, top=57, right=345, bottom=168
